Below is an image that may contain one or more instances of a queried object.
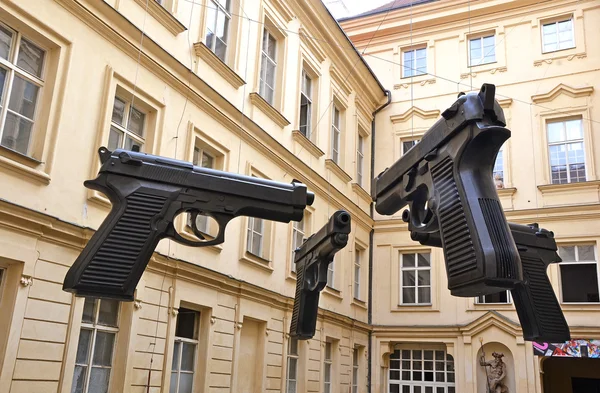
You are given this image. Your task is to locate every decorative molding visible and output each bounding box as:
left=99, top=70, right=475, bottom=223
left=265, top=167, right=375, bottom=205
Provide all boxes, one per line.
left=239, top=252, right=275, bottom=273
left=20, top=275, right=33, bottom=287
left=193, top=42, right=246, bottom=89
left=133, top=300, right=143, bottom=310
left=292, top=130, right=324, bottom=158
left=330, top=66, right=352, bottom=96
left=0, top=150, right=51, bottom=185
left=390, top=107, right=440, bottom=123
left=299, top=27, right=326, bottom=63
left=325, top=159, right=352, bottom=183
left=266, top=0, right=295, bottom=23
left=393, top=78, right=436, bottom=90
left=460, top=66, right=507, bottom=79
left=531, top=83, right=594, bottom=104
left=498, top=98, right=513, bottom=108
left=249, top=93, right=291, bottom=128
left=351, top=182, right=372, bottom=203
left=533, top=52, right=587, bottom=67
left=132, top=0, right=186, bottom=36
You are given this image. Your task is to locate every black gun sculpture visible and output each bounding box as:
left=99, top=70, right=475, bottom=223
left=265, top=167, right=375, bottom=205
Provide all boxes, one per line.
left=409, top=217, right=570, bottom=342
left=290, top=210, right=351, bottom=339
left=63, top=147, right=314, bottom=301
left=373, top=84, right=522, bottom=297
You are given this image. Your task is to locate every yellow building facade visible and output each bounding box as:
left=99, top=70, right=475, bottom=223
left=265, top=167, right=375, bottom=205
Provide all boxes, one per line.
left=0, top=0, right=388, bottom=393
left=340, top=0, right=600, bottom=393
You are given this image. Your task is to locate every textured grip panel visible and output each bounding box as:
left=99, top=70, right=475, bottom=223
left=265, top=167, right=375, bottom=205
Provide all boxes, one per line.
left=289, top=262, right=304, bottom=336
left=512, top=255, right=570, bottom=342
left=479, top=198, right=519, bottom=280
left=79, top=192, right=167, bottom=290
left=289, top=262, right=320, bottom=339
left=431, top=157, right=477, bottom=277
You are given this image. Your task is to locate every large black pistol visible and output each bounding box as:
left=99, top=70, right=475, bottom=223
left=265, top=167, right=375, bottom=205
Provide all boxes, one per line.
left=373, top=84, right=522, bottom=298
left=63, top=147, right=314, bottom=301
left=290, top=210, right=351, bottom=339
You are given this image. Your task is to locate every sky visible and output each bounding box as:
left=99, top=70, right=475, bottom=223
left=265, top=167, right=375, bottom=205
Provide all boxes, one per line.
left=323, top=0, right=393, bottom=19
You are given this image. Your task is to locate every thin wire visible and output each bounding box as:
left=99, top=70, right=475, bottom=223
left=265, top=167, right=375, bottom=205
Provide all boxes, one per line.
left=237, top=2, right=251, bottom=174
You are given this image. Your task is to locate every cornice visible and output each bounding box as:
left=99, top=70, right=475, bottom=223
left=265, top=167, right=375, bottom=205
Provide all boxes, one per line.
left=330, top=65, right=353, bottom=96
left=265, top=0, right=295, bottom=23
left=292, top=130, right=325, bottom=158
left=325, top=159, right=352, bottom=183
left=298, top=27, right=326, bottom=63
left=498, top=98, right=513, bottom=108
left=193, top=42, right=245, bottom=89
left=531, top=83, right=594, bottom=103
left=131, top=0, right=186, bottom=36
left=390, top=106, right=440, bottom=123
left=249, top=92, right=291, bottom=128
left=351, top=182, right=372, bottom=204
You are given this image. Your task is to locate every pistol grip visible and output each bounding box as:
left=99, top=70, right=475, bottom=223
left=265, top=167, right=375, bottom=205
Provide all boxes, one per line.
left=63, top=185, right=169, bottom=301
left=290, top=263, right=320, bottom=340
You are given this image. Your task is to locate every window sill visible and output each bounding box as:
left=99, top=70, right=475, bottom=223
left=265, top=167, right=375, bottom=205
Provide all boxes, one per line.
left=559, top=302, right=600, bottom=311
left=538, top=180, right=600, bottom=193
left=391, top=304, right=439, bottom=312
left=193, top=42, right=245, bottom=89
left=132, top=0, right=186, bottom=35
left=351, top=182, right=372, bottom=203
left=239, top=251, right=273, bottom=273
left=88, top=191, right=112, bottom=208
left=496, top=187, right=517, bottom=210
left=470, top=303, right=514, bottom=311
left=325, top=159, right=352, bottom=183
left=292, top=130, right=324, bottom=158
left=534, top=49, right=586, bottom=67
left=249, top=93, right=291, bottom=128
left=323, top=285, right=343, bottom=300
left=352, top=298, right=367, bottom=310
left=0, top=147, right=50, bottom=184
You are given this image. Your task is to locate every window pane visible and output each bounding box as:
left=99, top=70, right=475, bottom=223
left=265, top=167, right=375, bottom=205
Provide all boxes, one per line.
left=402, top=288, right=415, bottom=303
left=88, top=367, right=111, bottom=393
left=98, top=299, right=119, bottom=327
left=175, top=308, right=198, bottom=339
left=403, top=254, right=415, bottom=267
left=418, top=253, right=430, bottom=267
left=82, top=298, right=96, bottom=323
left=108, top=126, right=123, bottom=151
left=288, top=357, right=297, bottom=379
left=0, top=25, right=12, bottom=60
left=418, top=270, right=430, bottom=286
left=71, top=365, right=87, bottom=393
left=8, top=75, right=39, bottom=119
left=170, top=372, right=178, bottom=393
left=289, top=337, right=298, bottom=355
left=124, top=136, right=142, bottom=152
left=578, top=245, right=595, bottom=261
left=403, top=271, right=415, bottom=286
left=565, top=119, right=583, bottom=140
left=205, top=4, right=216, bottom=48
left=127, top=106, right=145, bottom=136
left=215, top=38, right=227, bottom=62
left=547, top=122, right=564, bottom=143
left=172, top=341, right=181, bottom=370
left=418, top=287, right=431, bottom=303
left=112, top=97, right=126, bottom=125
left=76, top=329, right=92, bottom=364
left=559, top=246, right=576, bottom=261
left=179, top=373, right=193, bottom=393
left=2, top=111, right=33, bottom=154
left=92, top=331, right=115, bottom=367
left=181, top=343, right=195, bottom=371
left=0, top=67, right=6, bottom=101
left=17, top=38, right=45, bottom=78
left=252, top=231, right=262, bottom=256
left=561, top=264, right=600, bottom=302
left=267, top=33, right=277, bottom=59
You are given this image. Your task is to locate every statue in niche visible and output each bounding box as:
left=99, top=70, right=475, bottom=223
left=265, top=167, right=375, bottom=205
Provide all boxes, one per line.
left=480, top=352, right=508, bottom=393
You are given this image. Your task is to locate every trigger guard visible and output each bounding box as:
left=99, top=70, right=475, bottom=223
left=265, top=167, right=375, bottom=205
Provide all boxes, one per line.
left=189, top=210, right=207, bottom=241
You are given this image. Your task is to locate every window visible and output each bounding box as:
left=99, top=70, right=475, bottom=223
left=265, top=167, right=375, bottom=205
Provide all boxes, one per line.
left=493, top=144, right=504, bottom=189
left=0, top=22, right=46, bottom=156
left=299, top=69, right=312, bottom=139
left=190, top=146, right=215, bottom=234
left=331, top=105, right=341, bottom=164
left=402, top=48, right=426, bottom=78
left=547, top=118, right=586, bottom=184
left=469, top=35, right=495, bottom=66
left=559, top=245, right=599, bottom=303
left=389, top=349, right=455, bottom=393
left=286, top=338, right=299, bottom=393
left=324, top=341, right=333, bottom=393
left=400, top=252, right=431, bottom=305
left=356, top=134, right=364, bottom=187
left=205, top=0, right=231, bottom=62
left=108, top=95, right=146, bottom=152
left=171, top=308, right=199, bottom=393
left=542, top=18, right=574, bottom=53
left=354, top=248, right=362, bottom=300
left=327, top=255, right=335, bottom=289
left=247, top=217, right=264, bottom=257
left=71, top=298, right=120, bottom=393
left=476, top=290, right=511, bottom=304
left=352, top=347, right=359, bottom=393
left=291, top=216, right=306, bottom=273
left=259, top=28, right=277, bottom=105
left=402, top=139, right=420, bottom=155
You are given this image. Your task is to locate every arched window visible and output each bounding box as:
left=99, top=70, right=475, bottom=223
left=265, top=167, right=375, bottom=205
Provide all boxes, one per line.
left=389, top=349, right=455, bottom=393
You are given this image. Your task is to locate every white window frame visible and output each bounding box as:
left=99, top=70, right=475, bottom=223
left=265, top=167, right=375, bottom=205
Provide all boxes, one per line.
left=291, top=217, right=305, bottom=273
left=286, top=337, right=299, bottom=393
left=352, top=347, right=359, bottom=393
left=469, top=35, right=496, bottom=67
left=0, top=21, right=46, bottom=156
left=354, top=248, right=361, bottom=300
left=299, top=69, right=312, bottom=139
left=205, top=0, right=232, bottom=62
left=547, top=118, right=586, bottom=184
left=389, top=349, right=455, bottom=393
left=400, top=252, right=431, bottom=305
left=327, top=255, right=335, bottom=289
left=475, top=290, right=512, bottom=305
left=331, top=105, right=341, bottom=164
left=558, top=244, right=600, bottom=304
left=402, top=47, right=426, bottom=78
left=402, top=139, right=420, bottom=155
left=324, top=341, right=333, bottom=393
left=109, top=94, right=147, bottom=152
left=356, top=134, right=364, bottom=187
left=247, top=216, right=265, bottom=258
left=259, top=28, right=277, bottom=106
left=171, top=308, right=200, bottom=393
left=73, top=298, right=120, bottom=393
left=541, top=18, right=575, bottom=54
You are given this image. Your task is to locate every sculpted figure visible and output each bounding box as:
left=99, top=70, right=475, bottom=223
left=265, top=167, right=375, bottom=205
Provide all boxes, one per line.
left=480, top=352, right=508, bottom=393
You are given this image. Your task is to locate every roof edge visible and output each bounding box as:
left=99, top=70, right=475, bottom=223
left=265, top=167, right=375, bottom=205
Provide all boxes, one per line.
left=338, top=0, right=437, bottom=23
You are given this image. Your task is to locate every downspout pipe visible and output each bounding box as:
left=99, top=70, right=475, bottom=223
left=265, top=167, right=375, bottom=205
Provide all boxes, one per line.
left=368, top=90, right=392, bottom=393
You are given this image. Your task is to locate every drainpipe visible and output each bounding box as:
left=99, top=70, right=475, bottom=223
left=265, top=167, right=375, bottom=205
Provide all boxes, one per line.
left=368, top=90, right=391, bottom=393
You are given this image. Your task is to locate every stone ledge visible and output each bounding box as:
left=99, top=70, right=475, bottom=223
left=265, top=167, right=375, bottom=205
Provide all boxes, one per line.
left=351, top=182, right=371, bottom=203
left=0, top=148, right=50, bottom=185
left=325, top=159, right=352, bottom=183
left=291, top=130, right=324, bottom=158
left=249, top=93, right=291, bottom=128
left=132, top=0, right=186, bottom=35
left=193, top=42, right=245, bottom=89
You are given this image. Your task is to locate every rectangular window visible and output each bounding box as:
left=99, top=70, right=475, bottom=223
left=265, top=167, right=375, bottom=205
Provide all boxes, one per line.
left=559, top=245, right=599, bottom=303
left=402, top=139, right=420, bottom=155
left=352, top=347, right=359, bottom=393
left=247, top=216, right=264, bottom=258
left=357, top=134, right=364, bottom=187
left=299, top=69, right=312, bottom=139
left=493, top=145, right=504, bottom=189
left=71, top=298, right=120, bottom=393
left=547, top=118, right=586, bottom=184
left=189, top=147, right=216, bottom=234
left=469, top=35, right=495, bottom=66
left=331, top=105, right=341, bottom=164
left=327, top=255, right=335, bottom=288
left=354, top=248, right=361, bottom=300
left=108, top=94, right=146, bottom=152
left=542, top=18, right=574, bottom=53
left=205, top=0, right=231, bottom=62
left=259, top=28, right=277, bottom=105
left=0, top=22, right=46, bottom=156
left=291, top=216, right=306, bottom=273
left=286, top=338, right=299, bottom=393
left=389, top=349, right=455, bottom=393
left=476, top=290, right=511, bottom=304
left=171, top=308, right=199, bottom=393
left=324, top=341, right=332, bottom=393
left=400, top=252, right=431, bottom=305
left=402, top=47, right=426, bottom=78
